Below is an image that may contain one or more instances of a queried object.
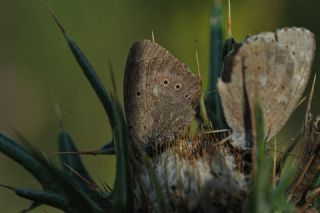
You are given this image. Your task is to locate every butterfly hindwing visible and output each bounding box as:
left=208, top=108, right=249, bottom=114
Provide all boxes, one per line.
left=124, top=40, right=201, bottom=152
left=218, top=27, right=315, bottom=148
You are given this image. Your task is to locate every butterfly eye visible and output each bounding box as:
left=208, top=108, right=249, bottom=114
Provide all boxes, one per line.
left=175, top=84, right=182, bottom=90
left=163, top=79, right=169, bottom=86
left=136, top=91, right=141, bottom=96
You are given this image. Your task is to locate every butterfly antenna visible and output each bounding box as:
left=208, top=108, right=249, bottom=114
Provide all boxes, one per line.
left=226, top=0, right=232, bottom=38
left=151, top=30, right=155, bottom=42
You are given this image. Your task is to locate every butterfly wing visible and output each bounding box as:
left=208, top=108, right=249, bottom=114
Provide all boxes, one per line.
left=124, top=40, right=201, bottom=152
left=218, top=28, right=315, bottom=147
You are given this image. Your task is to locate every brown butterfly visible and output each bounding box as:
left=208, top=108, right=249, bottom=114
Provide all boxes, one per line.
left=124, top=40, right=201, bottom=154
left=218, top=27, right=316, bottom=149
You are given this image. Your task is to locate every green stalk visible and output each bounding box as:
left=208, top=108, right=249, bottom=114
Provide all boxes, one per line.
left=205, top=0, right=227, bottom=129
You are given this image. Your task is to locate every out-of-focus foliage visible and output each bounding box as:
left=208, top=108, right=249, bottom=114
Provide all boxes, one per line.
left=0, top=0, right=319, bottom=212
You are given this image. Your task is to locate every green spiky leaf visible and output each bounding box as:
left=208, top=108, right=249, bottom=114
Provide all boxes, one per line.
left=24, top=141, right=104, bottom=212
left=111, top=100, right=133, bottom=212
left=58, top=129, right=111, bottom=209
left=20, top=201, right=41, bottom=213
left=58, top=130, right=94, bottom=182
left=0, top=134, right=58, bottom=192
left=16, top=189, right=67, bottom=210
left=205, top=0, right=227, bottom=129
left=99, top=141, right=115, bottom=155
left=0, top=184, right=67, bottom=210
left=46, top=6, right=116, bottom=129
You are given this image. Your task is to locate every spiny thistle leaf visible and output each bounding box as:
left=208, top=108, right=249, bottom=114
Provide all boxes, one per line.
left=98, top=141, right=115, bottom=155
left=17, top=189, right=67, bottom=210
left=46, top=5, right=116, bottom=129
left=22, top=140, right=104, bottom=212
left=0, top=184, right=67, bottom=210
left=111, top=100, right=133, bottom=212
left=205, top=0, right=227, bottom=129
left=56, top=141, right=115, bottom=156
left=0, top=129, right=104, bottom=212
left=58, top=129, right=111, bottom=209
left=58, top=130, right=95, bottom=182
left=20, top=201, right=41, bottom=213
left=0, top=134, right=59, bottom=192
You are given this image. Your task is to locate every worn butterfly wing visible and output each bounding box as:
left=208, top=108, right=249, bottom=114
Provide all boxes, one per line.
left=218, top=27, right=315, bottom=148
left=124, top=40, right=201, bottom=153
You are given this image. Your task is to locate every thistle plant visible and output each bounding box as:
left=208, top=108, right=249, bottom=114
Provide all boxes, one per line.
left=0, top=1, right=320, bottom=213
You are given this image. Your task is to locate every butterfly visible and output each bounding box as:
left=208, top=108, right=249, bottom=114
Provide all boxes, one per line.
left=123, top=40, right=201, bottom=154
left=218, top=27, right=316, bottom=149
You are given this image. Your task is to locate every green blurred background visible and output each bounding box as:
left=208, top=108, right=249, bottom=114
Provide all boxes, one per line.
left=0, top=0, right=318, bottom=212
